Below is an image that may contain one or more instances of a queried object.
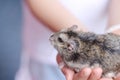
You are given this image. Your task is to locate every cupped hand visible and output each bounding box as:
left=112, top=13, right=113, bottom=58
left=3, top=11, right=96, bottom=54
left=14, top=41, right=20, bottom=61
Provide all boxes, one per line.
left=56, top=54, right=120, bottom=80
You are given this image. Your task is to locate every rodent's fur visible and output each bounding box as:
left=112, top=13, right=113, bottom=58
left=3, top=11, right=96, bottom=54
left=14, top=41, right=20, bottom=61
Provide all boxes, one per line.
left=49, top=25, right=120, bottom=78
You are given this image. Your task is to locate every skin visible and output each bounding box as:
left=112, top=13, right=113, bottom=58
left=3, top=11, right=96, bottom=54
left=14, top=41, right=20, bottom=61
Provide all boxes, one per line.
left=26, top=0, right=86, bottom=32
left=107, top=0, right=120, bottom=28
left=107, top=0, right=120, bottom=35
left=56, top=54, right=120, bottom=80
left=26, top=0, right=120, bottom=80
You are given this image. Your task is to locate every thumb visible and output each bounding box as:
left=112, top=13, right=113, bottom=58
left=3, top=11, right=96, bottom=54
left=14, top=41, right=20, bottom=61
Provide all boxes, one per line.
left=62, top=67, right=74, bottom=80
left=115, top=73, right=120, bottom=80
left=56, top=54, right=74, bottom=80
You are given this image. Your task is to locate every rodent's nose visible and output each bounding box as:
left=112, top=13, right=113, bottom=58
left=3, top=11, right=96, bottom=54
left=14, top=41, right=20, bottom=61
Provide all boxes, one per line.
left=49, top=34, right=54, bottom=41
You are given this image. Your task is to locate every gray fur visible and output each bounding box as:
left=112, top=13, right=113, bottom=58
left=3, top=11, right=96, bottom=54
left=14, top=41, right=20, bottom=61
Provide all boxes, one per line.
left=49, top=25, right=120, bottom=78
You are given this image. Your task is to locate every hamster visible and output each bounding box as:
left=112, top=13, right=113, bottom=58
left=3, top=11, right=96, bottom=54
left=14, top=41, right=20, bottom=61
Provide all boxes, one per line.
left=49, top=25, right=120, bottom=78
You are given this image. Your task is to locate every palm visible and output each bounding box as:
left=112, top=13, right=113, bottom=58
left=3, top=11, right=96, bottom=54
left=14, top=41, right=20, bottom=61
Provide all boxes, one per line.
left=56, top=54, right=120, bottom=80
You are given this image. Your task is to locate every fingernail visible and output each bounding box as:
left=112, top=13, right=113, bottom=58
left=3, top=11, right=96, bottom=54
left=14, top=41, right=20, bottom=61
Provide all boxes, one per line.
left=83, top=68, right=91, bottom=76
left=58, top=62, right=65, bottom=69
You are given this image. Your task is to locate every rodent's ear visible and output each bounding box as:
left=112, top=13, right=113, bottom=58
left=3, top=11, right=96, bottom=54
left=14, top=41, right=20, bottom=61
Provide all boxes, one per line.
left=68, top=25, right=78, bottom=31
left=67, top=40, right=77, bottom=52
left=60, top=25, right=78, bottom=32
left=67, top=43, right=75, bottom=52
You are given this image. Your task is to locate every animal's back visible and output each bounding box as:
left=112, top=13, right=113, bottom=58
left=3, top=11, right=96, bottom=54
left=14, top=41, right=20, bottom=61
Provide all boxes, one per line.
left=102, top=33, right=120, bottom=50
left=69, top=32, right=120, bottom=78
left=80, top=33, right=120, bottom=77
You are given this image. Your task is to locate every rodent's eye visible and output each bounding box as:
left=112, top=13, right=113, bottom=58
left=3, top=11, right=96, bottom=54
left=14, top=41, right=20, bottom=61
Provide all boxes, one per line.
left=58, top=37, right=63, bottom=43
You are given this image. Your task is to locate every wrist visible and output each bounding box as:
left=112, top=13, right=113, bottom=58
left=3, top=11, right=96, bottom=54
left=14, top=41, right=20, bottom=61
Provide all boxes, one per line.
left=106, top=24, right=120, bottom=35
left=111, top=29, right=120, bottom=35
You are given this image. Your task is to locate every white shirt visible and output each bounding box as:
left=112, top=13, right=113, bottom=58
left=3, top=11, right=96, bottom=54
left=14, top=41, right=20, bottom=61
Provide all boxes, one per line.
left=16, top=0, right=109, bottom=80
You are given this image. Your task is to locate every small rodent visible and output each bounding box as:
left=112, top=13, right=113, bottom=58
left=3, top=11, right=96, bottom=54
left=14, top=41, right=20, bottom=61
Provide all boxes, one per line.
left=49, top=25, right=120, bottom=78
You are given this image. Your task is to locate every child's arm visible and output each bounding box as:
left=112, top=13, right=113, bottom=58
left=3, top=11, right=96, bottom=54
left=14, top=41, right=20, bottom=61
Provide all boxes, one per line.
left=26, top=0, right=86, bottom=32
left=107, top=0, right=120, bottom=35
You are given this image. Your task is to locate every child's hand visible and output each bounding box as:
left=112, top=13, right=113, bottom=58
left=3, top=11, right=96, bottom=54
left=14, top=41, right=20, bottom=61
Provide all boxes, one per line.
left=56, top=54, right=120, bottom=80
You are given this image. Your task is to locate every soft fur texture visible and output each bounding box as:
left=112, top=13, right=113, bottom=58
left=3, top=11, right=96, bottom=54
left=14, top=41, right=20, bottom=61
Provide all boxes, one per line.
left=49, top=25, right=120, bottom=78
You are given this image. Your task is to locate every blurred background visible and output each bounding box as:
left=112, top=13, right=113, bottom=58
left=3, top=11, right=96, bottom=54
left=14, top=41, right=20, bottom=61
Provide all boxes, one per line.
left=0, top=0, right=22, bottom=80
